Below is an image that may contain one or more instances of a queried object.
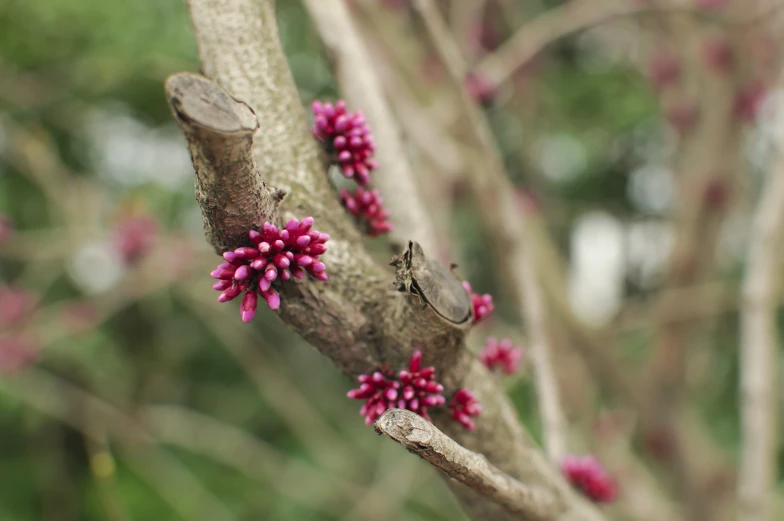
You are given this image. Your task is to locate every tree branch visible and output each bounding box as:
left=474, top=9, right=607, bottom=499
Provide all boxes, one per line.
left=737, top=120, right=784, bottom=521
left=375, top=409, right=564, bottom=521
left=302, top=0, right=438, bottom=254
left=414, top=0, right=569, bottom=462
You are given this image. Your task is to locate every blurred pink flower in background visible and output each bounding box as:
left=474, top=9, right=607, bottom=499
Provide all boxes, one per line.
left=113, top=215, right=159, bottom=264
left=0, top=286, right=38, bottom=330
left=0, top=336, right=37, bottom=373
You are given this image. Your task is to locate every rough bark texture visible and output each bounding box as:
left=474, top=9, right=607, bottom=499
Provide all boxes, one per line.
left=164, top=72, right=284, bottom=253
left=375, top=409, right=564, bottom=521
left=737, top=129, right=784, bottom=521
left=174, top=1, right=607, bottom=520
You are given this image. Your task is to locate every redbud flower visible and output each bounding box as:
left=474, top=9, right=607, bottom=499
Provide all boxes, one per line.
left=561, top=454, right=617, bottom=504
left=210, top=218, right=329, bottom=322
left=701, top=37, right=733, bottom=72
left=462, top=281, right=494, bottom=324
left=312, top=100, right=377, bottom=186
left=347, top=350, right=446, bottom=425
left=734, top=81, right=767, bottom=123
left=465, top=72, right=497, bottom=106
left=340, top=187, right=394, bottom=237
left=665, top=102, right=698, bottom=135
left=0, top=214, right=12, bottom=245
left=648, top=53, right=680, bottom=91
left=113, top=215, right=159, bottom=264
left=0, top=336, right=37, bottom=373
left=479, top=337, right=523, bottom=375
left=449, top=387, right=482, bottom=430
left=0, top=286, right=38, bottom=329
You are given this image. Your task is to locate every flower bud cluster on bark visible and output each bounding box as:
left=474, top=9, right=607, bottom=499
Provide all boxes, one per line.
left=462, top=281, right=494, bottom=324
left=312, top=100, right=394, bottom=237
left=479, top=337, right=523, bottom=375
left=210, top=218, right=329, bottom=321
left=347, top=350, right=481, bottom=430
left=561, top=454, right=617, bottom=504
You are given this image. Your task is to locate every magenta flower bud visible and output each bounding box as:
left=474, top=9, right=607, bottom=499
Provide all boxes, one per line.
left=265, top=268, right=278, bottom=282
left=259, top=277, right=272, bottom=292
left=449, top=388, right=481, bottom=430
left=311, top=262, right=326, bottom=273
left=309, top=244, right=328, bottom=255
left=249, top=230, right=262, bottom=244
left=250, top=257, right=268, bottom=270
left=291, top=267, right=305, bottom=279
left=240, top=291, right=257, bottom=323
left=295, top=255, right=313, bottom=267
left=313, top=271, right=328, bottom=282
left=234, top=265, right=251, bottom=281
left=273, top=254, right=290, bottom=268
left=273, top=239, right=285, bottom=251
left=480, top=336, right=524, bottom=375
left=264, top=290, right=280, bottom=310
left=218, top=285, right=242, bottom=302
left=212, top=280, right=232, bottom=291
left=462, top=281, right=494, bottom=324
left=257, top=242, right=271, bottom=253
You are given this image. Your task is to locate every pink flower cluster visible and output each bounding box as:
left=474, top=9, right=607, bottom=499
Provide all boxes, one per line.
left=0, top=336, right=37, bottom=373
left=340, top=187, right=394, bottom=237
left=113, top=215, right=159, bottom=264
left=561, top=454, right=617, bottom=504
left=449, top=388, right=482, bottom=430
left=0, top=286, right=38, bottom=329
left=479, top=337, right=523, bottom=375
left=312, top=100, right=377, bottom=186
left=462, top=281, right=494, bottom=324
left=211, top=218, right=329, bottom=322
left=347, top=350, right=446, bottom=425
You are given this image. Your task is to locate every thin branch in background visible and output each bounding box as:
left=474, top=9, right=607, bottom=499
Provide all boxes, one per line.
left=374, top=409, right=564, bottom=521
left=413, top=0, right=569, bottom=462
left=301, top=0, right=439, bottom=255
left=737, top=109, right=784, bottom=521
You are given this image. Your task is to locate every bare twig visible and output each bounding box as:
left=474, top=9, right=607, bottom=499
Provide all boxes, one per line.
left=302, top=0, right=438, bottom=254
left=375, top=409, right=563, bottom=521
left=414, top=0, right=569, bottom=462
left=474, top=0, right=745, bottom=86
left=737, top=125, right=784, bottom=521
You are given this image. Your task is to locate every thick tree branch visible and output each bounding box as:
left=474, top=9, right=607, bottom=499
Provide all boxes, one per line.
left=164, top=72, right=284, bottom=253
left=414, top=0, right=569, bottom=462
left=302, top=0, right=438, bottom=254
left=174, top=2, right=607, bottom=520
left=737, top=125, right=784, bottom=521
left=375, top=409, right=564, bottom=521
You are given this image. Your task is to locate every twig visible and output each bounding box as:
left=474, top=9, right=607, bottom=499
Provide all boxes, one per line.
left=413, top=0, right=569, bottom=462
left=737, top=128, right=784, bottom=521
left=474, top=0, right=743, bottom=86
left=375, top=409, right=563, bottom=521
left=301, top=0, right=439, bottom=254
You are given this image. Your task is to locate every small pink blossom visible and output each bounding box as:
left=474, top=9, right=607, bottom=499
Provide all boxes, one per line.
left=312, top=100, right=377, bottom=186
left=648, top=53, right=680, bottom=91
left=0, top=336, right=37, bottom=373
left=734, top=81, right=767, bottom=123
left=210, top=218, right=329, bottom=322
left=347, top=350, right=446, bottom=425
left=340, top=187, right=394, bottom=237
left=701, top=37, right=734, bottom=72
left=449, top=387, right=482, bottom=430
left=462, top=281, right=494, bottom=324
left=479, top=337, right=523, bottom=375
left=665, top=102, right=698, bottom=135
left=465, top=72, right=497, bottom=106
left=113, top=215, right=159, bottom=264
left=0, top=286, right=38, bottom=330
left=561, top=454, right=617, bottom=504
